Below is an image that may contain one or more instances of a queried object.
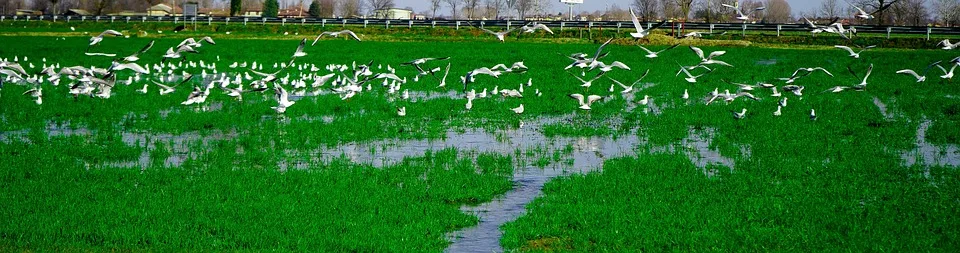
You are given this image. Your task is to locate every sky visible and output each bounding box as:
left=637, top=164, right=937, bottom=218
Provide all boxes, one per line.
left=394, top=0, right=822, bottom=16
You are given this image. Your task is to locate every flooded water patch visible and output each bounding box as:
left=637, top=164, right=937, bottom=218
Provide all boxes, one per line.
left=902, top=120, right=960, bottom=168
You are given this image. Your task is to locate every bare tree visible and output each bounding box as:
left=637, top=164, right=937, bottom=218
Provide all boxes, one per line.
left=851, top=0, right=902, bottom=24
left=694, top=0, right=734, bottom=23
left=633, top=0, right=660, bottom=21
left=605, top=3, right=629, bottom=20
left=464, top=0, right=480, bottom=19
left=890, top=0, right=927, bottom=25
left=366, top=0, right=393, bottom=17
left=818, top=0, right=840, bottom=18
left=762, top=0, right=791, bottom=23
left=674, top=0, right=694, bottom=21
left=444, top=0, right=460, bottom=18
left=510, top=0, right=533, bottom=19
left=661, top=0, right=678, bottom=19
left=337, top=0, right=361, bottom=17
left=429, top=0, right=442, bottom=18
left=532, top=0, right=551, bottom=17
left=482, top=0, right=505, bottom=19
left=934, top=0, right=959, bottom=26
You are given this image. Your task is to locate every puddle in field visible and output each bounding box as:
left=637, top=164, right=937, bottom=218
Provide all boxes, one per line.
left=651, top=127, right=744, bottom=178
left=756, top=59, right=777, bottom=66
left=873, top=96, right=895, bottom=120
left=0, top=118, right=743, bottom=253
left=901, top=120, right=960, bottom=169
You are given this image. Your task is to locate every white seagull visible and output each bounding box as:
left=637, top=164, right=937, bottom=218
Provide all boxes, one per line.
left=569, top=94, right=603, bottom=110
left=628, top=9, right=667, bottom=39
left=311, top=30, right=361, bottom=45
left=835, top=45, right=875, bottom=59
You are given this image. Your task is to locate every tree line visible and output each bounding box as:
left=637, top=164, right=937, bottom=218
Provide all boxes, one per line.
left=4, top=0, right=960, bottom=26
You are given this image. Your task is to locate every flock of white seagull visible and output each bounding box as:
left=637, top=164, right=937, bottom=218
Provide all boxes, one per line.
left=1, top=0, right=959, bottom=125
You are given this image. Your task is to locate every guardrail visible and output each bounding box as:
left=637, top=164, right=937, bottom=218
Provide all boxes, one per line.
left=3, top=15, right=960, bottom=39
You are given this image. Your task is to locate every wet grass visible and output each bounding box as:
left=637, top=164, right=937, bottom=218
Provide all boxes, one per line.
left=1, top=133, right=514, bottom=251
left=0, top=30, right=959, bottom=251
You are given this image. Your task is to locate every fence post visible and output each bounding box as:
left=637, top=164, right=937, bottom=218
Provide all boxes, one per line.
left=927, top=27, right=931, bottom=41
left=887, top=27, right=891, bottom=39
left=96, top=16, right=100, bottom=22
left=617, top=22, right=621, bottom=33
left=67, top=16, right=70, bottom=22
left=341, top=19, right=346, bottom=27
left=12, top=16, right=17, bottom=21
left=560, top=22, right=564, bottom=31
left=588, top=21, right=593, bottom=29
left=480, top=21, right=484, bottom=29
left=408, top=20, right=412, bottom=28
left=456, top=21, right=460, bottom=30
left=321, top=19, right=326, bottom=27
left=243, top=18, right=248, bottom=26
left=1, top=16, right=4, bottom=22
left=208, top=17, right=212, bottom=26
left=26, top=16, right=31, bottom=22
left=742, top=23, right=746, bottom=36
left=431, top=20, right=436, bottom=28
left=110, top=16, right=115, bottom=22
left=157, top=16, right=162, bottom=22
left=709, top=23, right=714, bottom=33
left=52, top=16, right=56, bottom=22
left=81, top=16, right=85, bottom=22
left=282, top=18, right=286, bottom=26
left=363, top=19, right=368, bottom=28
left=301, top=18, right=305, bottom=25
left=777, top=24, right=781, bottom=37
left=225, top=17, right=229, bottom=25
left=386, top=20, right=390, bottom=29
left=142, top=16, right=146, bottom=22
left=506, top=20, right=511, bottom=30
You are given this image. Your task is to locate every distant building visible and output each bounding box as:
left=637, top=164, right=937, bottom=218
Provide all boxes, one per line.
left=63, top=9, right=91, bottom=16
left=16, top=9, right=42, bottom=16
left=107, top=11, right=140, bottom=16
left=278, top=8, right=304, bottom=18
left=374, top=8, right=413, bottom=20
left=243, top=7, right=262, bottom=17
left=198, top=8, right=230, bottom=17
left=147, top=4, right=183, bottom=16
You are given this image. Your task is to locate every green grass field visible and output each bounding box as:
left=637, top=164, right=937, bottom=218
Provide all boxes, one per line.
left=1, top=23, right=959, bottom=251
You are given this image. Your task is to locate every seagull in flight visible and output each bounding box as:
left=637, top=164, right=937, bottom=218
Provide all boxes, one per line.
left=121, top=40, right=154, bottom=62
left=722, top=1, right=766, bottom=21
left=569, top=94, right=604, bottom=110
left=848, top=64, right=874, bottom=89
left=607, top=69, right=649, bottom=93
left=88, top=29, right=122, bottom=46
left=678, top=64, right=712, bottom=83
left=638, top=44, right=679, bottom=58
left=520, top=22, right=554, bottom=34
left=476, top=25, right=517, bottom=42
left=935, top=62, right=958, bottom=79
left=896, top=61, right=941, bottom=82
left=628, top=9, right=668, bottom=39
left=568, top=71, right=605, bottom=87
left=690, top=46, right=733, bottom=67
left=311, top=30, right=361, bottom=45
left=938, top=39, right=960, bottom=50
left=835, top=45, right=875, bottom=59
left=272, top=84, right=296, bottom=113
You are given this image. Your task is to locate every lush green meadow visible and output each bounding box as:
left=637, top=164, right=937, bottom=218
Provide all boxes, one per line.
left=0, top=24, right=959, bottom=251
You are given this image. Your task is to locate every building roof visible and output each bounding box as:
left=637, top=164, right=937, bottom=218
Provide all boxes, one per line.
left=147, top=4, right=183, bottom=14
left=65, top=9, right=91, bottom=15
left=278, top=9, right=304, bottom=17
